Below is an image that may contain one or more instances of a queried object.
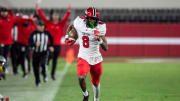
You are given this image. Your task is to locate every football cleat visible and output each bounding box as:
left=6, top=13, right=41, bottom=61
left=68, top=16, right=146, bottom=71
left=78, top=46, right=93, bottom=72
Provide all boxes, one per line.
left=83, top=92, right=89, bottom=101
left=51, top=75, right=56, bottom=81
left=43, top=76, right=48, bottom=82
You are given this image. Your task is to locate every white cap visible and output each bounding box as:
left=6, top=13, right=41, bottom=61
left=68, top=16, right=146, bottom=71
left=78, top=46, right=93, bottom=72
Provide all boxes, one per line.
left=23, top=15, right=29, bottom=19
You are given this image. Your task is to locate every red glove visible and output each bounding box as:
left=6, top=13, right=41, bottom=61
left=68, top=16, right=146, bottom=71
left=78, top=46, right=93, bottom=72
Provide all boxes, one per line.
left=94, top=30, right=100, bottom=39
left=65, top=39, right=75, bottom=46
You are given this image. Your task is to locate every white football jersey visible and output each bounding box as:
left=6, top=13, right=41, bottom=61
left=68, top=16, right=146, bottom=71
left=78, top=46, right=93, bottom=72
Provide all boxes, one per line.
left=74, top=16, right=106, bottom=65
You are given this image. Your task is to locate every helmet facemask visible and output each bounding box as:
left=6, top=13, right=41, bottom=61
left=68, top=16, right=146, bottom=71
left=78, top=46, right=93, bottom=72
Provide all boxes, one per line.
left=86, top=17, right=99, bottom=29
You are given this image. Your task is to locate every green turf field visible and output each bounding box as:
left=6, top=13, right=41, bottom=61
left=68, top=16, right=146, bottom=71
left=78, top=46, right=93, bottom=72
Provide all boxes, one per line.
left=1, top=59, right=180, bottom=101
left=54, top=62, right=180, bottom=101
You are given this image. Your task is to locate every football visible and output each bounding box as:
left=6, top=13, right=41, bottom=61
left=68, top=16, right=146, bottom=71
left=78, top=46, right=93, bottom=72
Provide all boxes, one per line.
left=68, top=28, right=78, bottom=41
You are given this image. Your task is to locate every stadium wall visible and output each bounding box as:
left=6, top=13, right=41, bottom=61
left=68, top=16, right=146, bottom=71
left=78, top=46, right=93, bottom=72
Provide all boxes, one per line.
left=60, top=23, right=180, bottom=57
left=1, top=0, right=180, bottom=9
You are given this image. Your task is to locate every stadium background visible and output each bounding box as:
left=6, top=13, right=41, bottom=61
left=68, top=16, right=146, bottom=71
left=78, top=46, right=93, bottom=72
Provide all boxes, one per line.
left=1, top=0, right=180, bottom=101
left=1, top=0, right=180, bottom=57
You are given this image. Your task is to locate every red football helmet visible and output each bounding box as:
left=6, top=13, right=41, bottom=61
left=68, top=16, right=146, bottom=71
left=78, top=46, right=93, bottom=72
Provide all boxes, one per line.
left=85, top=7, right=99, bottom=19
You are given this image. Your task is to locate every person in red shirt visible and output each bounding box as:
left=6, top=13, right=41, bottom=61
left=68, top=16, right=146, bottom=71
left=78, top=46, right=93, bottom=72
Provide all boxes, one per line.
left=36, top=3, right=71, bottom=80
left=0, top=7, right=32, bottom=60
left=11, top=13, right=38, bottom=77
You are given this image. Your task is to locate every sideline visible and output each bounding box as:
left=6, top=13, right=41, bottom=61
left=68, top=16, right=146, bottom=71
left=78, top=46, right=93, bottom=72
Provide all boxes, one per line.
left=0, top=64, right=71, bottom=101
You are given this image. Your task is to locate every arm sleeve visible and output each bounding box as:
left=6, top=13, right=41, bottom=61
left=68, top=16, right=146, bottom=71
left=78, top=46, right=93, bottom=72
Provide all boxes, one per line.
left=47, top=32, right=54, bottom=46
left=8, top=10, right=14, bottom=16
left=28, top=32, right=35, bottom=47
left=37, top=8, right=49, bottom=24
left=99, top=24, right=106, bottom=36
left=60, top=10, right=71, bottom=25
left=14, top=17, right=33, bottom=24
left=73, top=16, right=80, bottom=30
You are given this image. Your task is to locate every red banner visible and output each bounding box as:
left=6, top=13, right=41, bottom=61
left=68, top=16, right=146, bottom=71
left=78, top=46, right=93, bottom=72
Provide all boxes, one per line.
left=61, top=23, right=180, bottom=57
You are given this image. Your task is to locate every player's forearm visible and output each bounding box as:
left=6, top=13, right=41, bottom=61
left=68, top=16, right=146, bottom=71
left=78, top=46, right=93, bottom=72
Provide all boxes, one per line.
left=100, top=37, right=108, bottom=51
left=100, top=42, right=108, bottom=51
left=61, top=10, right=71, bottom=25
left=37, top=8, right=48, bottom=23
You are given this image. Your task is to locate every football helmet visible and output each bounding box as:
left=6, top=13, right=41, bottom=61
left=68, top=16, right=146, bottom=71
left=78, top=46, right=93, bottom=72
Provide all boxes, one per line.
left=85, top=7, right=100, bottom=28
left=0, top=56, right=6, bottom=80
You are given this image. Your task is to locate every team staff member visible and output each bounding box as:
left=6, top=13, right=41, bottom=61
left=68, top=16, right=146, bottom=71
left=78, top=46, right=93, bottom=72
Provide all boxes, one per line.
left=29, top=21, right=54, bottom=86
left=36, top=3, right=71, bottom=80
left=0, top=7, right=32, bottom=60
left=12, top=14, right=38, bottom=77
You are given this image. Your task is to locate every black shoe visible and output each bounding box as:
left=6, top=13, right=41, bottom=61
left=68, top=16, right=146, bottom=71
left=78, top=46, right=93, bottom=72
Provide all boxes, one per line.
left=43, top=76, right=48, bottom=83
left=83, top=92, right=89, bottom=101
left=13, top=72, right=18, bottom=75
left=22, top=73, right=27, bottom=78
left=35, top=80, right=41, bottom=87
left=51, top=75, right=56, bottom=80
left=1, top=74, right=6, bottom=80
left=36, top=82, right=41, bottom=87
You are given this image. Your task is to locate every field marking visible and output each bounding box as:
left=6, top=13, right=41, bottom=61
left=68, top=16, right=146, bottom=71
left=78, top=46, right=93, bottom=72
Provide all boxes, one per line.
left=50, top=63, right=71, bottom=101
left=61, top=37, right=180, bottom=45
left=0, top=64, right=71, bottom=101
left=104, top=58, right=180, bottom=63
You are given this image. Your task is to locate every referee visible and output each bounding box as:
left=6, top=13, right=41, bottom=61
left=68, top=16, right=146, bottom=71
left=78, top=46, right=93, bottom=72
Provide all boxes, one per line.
left=28, top=20, right=54, bottom=86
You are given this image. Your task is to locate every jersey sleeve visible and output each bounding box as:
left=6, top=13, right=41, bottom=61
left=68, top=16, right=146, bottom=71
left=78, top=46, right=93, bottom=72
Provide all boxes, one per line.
left=14, top=17, right=33, bottom=24
left=99, top=23, right=106, bottom=36
left=73, top=16, right=80, bottom=30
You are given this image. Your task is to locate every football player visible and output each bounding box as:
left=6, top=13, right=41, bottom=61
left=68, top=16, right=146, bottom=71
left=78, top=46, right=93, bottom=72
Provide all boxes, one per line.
left=65, top=7, right=108, bottom=101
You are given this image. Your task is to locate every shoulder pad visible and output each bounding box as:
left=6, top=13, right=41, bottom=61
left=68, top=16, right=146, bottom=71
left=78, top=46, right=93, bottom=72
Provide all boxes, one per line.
left=79, top=16, right=86, bottom=19
left=99, top=21, right=105, bottom=25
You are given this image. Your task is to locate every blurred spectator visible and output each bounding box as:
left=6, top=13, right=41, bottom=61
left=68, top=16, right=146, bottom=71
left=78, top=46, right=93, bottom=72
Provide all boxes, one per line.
left=0, top=6, right=32, bottom=61
left=11, top=13, right=38, bottom=77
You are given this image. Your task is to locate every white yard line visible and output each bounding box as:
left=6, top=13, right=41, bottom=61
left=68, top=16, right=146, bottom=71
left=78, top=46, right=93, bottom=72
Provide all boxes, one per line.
left=0, top=64, right=71, bottom=101
left=50, top=63, right=71, bottom=101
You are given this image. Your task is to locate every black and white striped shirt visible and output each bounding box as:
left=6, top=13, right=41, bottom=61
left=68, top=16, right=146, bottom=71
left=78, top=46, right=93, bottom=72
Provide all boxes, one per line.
left=28, top=30, right=53, bottom=53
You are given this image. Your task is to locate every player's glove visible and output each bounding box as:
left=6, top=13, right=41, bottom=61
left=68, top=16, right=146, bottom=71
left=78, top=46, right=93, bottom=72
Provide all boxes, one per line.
left=94, top=30, right=100, bottom=40
left=94, top=30, right=103, bottom=44
left=65, top=35, right=76, bottom=46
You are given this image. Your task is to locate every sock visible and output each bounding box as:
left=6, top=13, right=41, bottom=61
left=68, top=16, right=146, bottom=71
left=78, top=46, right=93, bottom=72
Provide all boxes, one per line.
left=83, top=90, right=89, bottom=97
left=92, top=84, right=100, bottom=101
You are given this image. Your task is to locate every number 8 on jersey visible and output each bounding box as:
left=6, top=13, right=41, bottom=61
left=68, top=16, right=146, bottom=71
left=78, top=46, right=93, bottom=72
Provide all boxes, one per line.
left=82, top=36, right=89, bottom=48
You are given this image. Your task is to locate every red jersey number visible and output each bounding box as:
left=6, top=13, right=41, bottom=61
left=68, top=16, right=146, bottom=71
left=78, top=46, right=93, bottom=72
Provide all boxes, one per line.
left=82, top=36, right=89, bottom=48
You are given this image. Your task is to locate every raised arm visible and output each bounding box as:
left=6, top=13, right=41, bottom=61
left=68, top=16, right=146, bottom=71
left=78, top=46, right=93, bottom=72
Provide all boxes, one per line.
left=36, top=3, right=49, bottom=24
left=60, top=4, right=72, bottom=25
left=7, top=6, right=14, bottom=17
left=14, top=17, right=33, bottom=24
